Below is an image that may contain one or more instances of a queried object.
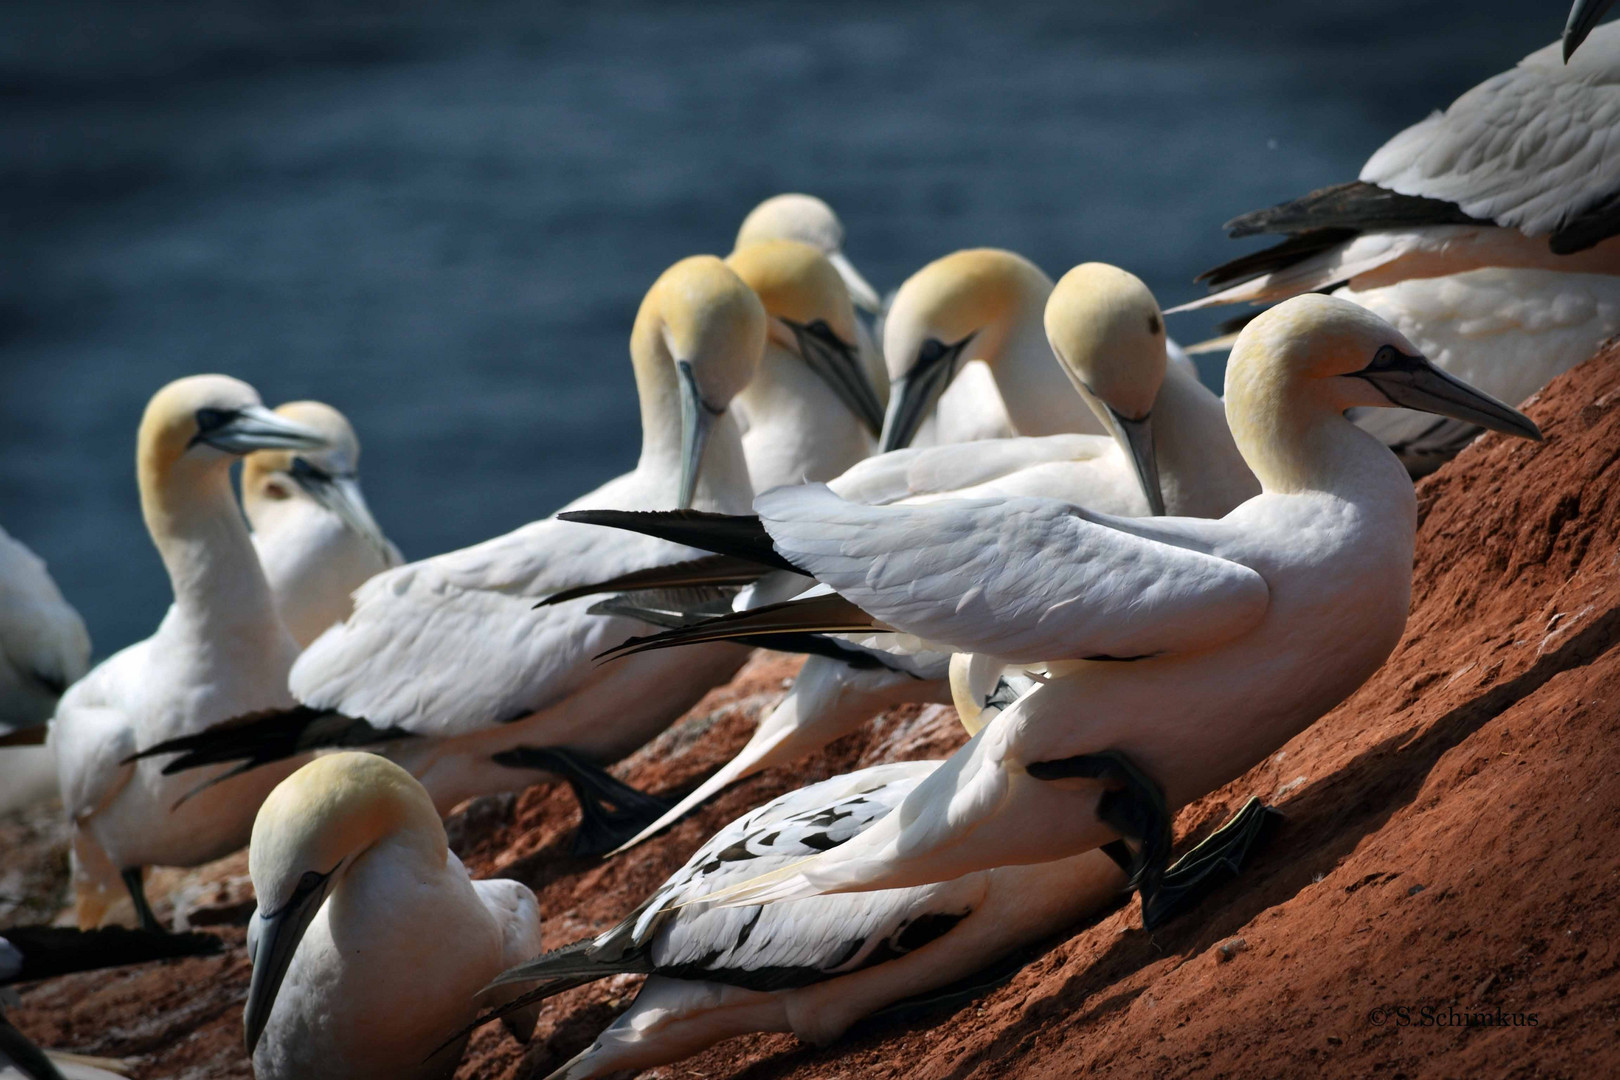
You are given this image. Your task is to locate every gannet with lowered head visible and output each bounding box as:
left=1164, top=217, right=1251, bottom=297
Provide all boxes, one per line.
left=724, top=240, right=883, bottom=489
left=601, top=263, right=1259, bottom=850
left=48, top=376, right=328, bottom=931
left=244, top=752, right=542, bottom=1080
left=465, top=760, right=1123, bottom=1080
left=1176, top=27, right=1620, bottom=473
left=682, top=295, right=1541, bottom=918
left=242, top=401, right=402, bottom=649
left=735, top=194, right=888, bottom=407
left=135, top=257, right=765, bottom=855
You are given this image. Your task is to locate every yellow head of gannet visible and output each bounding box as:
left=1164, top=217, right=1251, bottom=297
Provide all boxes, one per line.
left=726, top=239, right=885, bottom=435
left=879, top=248, right=1050, bottom=451
left=242, top=401, right=392, bottom=562
left=735, top=193, right=882, bottom=313
left=138, top=376, right=328, bottom=538
left=631, top=256, right=766, bottom=510
left=244, top=752, right=445, bottom=1053
left=1225, top=294, right=1542, bottom=492
left=1045, top=262, right=1172, bottom=514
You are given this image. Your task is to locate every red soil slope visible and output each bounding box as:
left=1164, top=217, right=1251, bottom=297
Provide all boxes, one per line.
left=9, top=341, right=1619, bottom=1079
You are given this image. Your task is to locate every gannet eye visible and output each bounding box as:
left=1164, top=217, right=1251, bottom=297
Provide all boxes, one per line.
left=194, top=407, right=236, bottom=434
left=290, top=458, right=333, bottom=485
left=1147, top=313, right=1162, bottom=336
left=1369, top=345, right=1400, bottom=369
left=297, top=870, right=324, bottom=893
left=917, top=339, right=947, bottom=366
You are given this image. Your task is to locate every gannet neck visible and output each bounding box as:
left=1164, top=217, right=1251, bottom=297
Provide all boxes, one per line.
left=1148, top=363, right=1261, bottom=514
left=140, top=425, right=280, bottom=636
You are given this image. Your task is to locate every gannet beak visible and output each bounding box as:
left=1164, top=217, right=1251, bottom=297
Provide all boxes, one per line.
left=194, top=406, right=328, bottom=455
left=676, top=359, right=724, bottom=510
left=244, top=868, right=335, bottom=1054
left=827, top=251, right=883, bottom=314
left=288, top=459, right=394, bottom=561
left=784, top=318, right=886, bottom=436
left=1107, top=408, right=1166, bottom=516
left=1351, top=347, right=1543, bottom=442
left=1564, top=0, right=1614, bottom=61
left=878, top=332, right=977, bottom=452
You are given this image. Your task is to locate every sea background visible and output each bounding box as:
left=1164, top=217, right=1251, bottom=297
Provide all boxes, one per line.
left=1, top=0, right=1558, bottom=655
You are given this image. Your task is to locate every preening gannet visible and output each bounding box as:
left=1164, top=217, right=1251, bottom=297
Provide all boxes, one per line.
left=601, top=263, right=1259, bottom=850
left=1177, top=27, right=1620, bottom=473
left=49, top=376, right=328, bottom=931
left=1, top=925, right=220, bottom=1080
left=137, top=257, right=766, bottom=854
left=660, top=296, right=1541, bottom=918
left=469, top=761, right=1123, bottom=1080
left=725, top=240, right=883, bottom=489
left=735, top=194, right=888, bottom=407
left=243, top=401, right=402, bottom=649
left=244, top=753, right=541, bottom=1080
left=0, top=527, right=89, bottom=734
left=880, top=249, right=1104, bottom=450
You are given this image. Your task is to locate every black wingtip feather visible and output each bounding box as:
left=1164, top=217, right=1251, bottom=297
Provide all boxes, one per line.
left=558, top=509, right=804, bottom=574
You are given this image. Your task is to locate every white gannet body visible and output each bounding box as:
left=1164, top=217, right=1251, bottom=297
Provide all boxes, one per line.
left=243, top=401, right=403, bottom=649
left=481, top=761, right=1122, bottom=1080
left=1177, top=27, right=1620, bottom=472
left=725, top=240, right=883, bottom=489
left=244, top=753, right=542, bottom=1080
left=694, top=294, right=1540, bottom=907
left=142, top=258, right=766, bottom=854
left=0, top=526, right=90, bottom=734
left=611, top=264, right=1259, bottom=849
left=735, top=193, right=887, bottom=406
left=48, top=376, right=329, bottom=930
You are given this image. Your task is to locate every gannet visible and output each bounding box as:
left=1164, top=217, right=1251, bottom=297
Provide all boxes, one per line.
left=467, top=760, right=1124, bottom=1080
left=602, top=264, right=1259, bottom=849
left=243, top=401, right=403, bottom=649
left=1, top=925, right=220, bottom=1080
left=612, top=296, right=1541, bottom=918
left=1567, top=0, right=1616, bottom=59
left=47, top=376, right=328, bottom=931
left=0, top=526, right=91, bottom=814
left=735, top=193, right=887, bottom=406
left=725, top=240, right=883, bottom=489
left=0, top=526, right=90, bottom=734
left=136, top=257, right=765, bottom=854
left=1176, top=27, right=1620, bottom=473
left=244, top=753, right=542, bottom=1080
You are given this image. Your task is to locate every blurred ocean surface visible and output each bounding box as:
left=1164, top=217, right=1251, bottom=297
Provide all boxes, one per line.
left=1, top=0, right=1560, bottom=654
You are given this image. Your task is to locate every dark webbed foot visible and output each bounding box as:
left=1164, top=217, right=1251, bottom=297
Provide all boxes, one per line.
left=492, top=747, right=673, bottom=858
left=1026, top=750, right=1279, bottom=930
left=120, top=867, right=164, bottom=934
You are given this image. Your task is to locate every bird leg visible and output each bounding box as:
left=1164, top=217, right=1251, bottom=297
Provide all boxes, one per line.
left=119, top=868, right=164, bottom=934
left=491, top=747, right=673, bottom=858
left=1025, top=750, right=1280, bottom=930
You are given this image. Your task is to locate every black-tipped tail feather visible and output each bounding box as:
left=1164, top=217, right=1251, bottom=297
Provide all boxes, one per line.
left=595, top=593, right=883, bottom=664
left=557, top=509, right=805, bottom=574
left=539, top=553, right=772, bottom=608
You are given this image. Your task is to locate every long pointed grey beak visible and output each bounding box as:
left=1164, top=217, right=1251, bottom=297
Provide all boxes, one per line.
left=785, top=318, right=886, bottom=436
left=196, top=406, right=328, bottom=455
left=827, top=251, right=883, bottom=314
left=289, top=460, right=394, bottom=563
left=676, top=360, right=723, bottom=510
left=1564, top=0, right=1615, bottom=60
left=1350, top=346, right=1542, bottom=443
left=244, top=868, right=334, bottom=1054
left=878, top=333, right=977, bottom=453
left=1108, top=408, right=1165, bottom=516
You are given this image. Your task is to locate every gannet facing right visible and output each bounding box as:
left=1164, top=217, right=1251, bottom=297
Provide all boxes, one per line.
left=49, top=376, right=328, bottom=932
left=735, top=194, right=888, bottom=407
left=470, top=761, right=1123, bottom=1080
left=244, top=752, right=542, bottom=1080
left=725, top=240, right=883, bottom=489
left=243, top=401, right=402, bottom=649
left=137, top=257, right=766, bottom=854
left=1178, top=27, right=1620, bottom=473
left=679, top=295, right=1540, bottom=918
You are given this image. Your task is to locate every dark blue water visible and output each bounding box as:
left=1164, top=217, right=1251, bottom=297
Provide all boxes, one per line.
left=0, top=0, right=1560, bottom=655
